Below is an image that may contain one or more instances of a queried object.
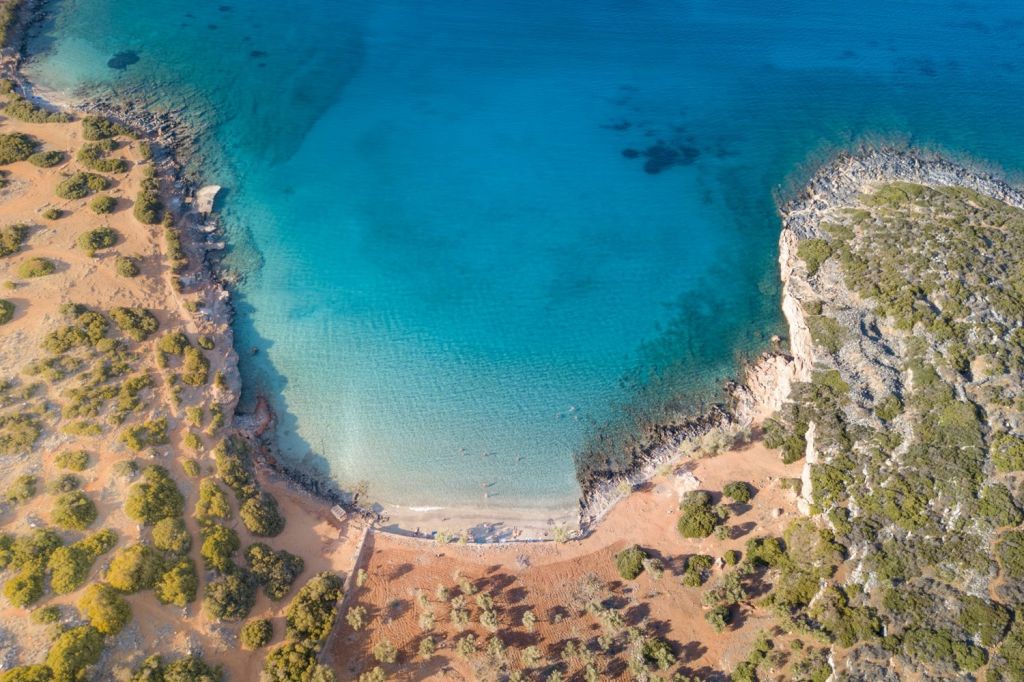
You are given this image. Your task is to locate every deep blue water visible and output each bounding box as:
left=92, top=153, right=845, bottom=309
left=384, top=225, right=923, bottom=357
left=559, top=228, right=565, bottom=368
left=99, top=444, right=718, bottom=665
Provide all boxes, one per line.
left=26, top=0, right=1024, bottom=516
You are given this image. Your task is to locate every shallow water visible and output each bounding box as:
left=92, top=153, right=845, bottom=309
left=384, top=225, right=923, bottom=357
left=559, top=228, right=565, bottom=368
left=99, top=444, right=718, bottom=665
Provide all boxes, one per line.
left=25, top=0, right=1024, bottom=515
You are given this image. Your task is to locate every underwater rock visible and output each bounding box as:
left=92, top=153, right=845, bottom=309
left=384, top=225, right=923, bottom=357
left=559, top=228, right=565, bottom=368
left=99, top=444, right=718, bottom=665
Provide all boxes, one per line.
left=637, top=141, right=700, bottom=174
left=621, top=148, right=640, bottom=159
left=107, top=51, right=139, bottom=70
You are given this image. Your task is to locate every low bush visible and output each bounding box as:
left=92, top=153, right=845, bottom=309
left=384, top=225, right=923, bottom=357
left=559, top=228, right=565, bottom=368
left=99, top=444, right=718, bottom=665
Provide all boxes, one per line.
left=124, top=465, right=183, bottom=524
left=203, top=571, right=256, bottom=621
left=45, top=625, right=104, bottom=682
left=77, top=141, right=129, bottom=174
left=285, top=572, right=344, bottom=641
left=48, top=529, right=117, bottom=594
left=615, top=544, right=647, bottom=580
left=82, top=115, right=132, bottom=141
left=51, top=490, right=97, bottom=530
left=246, top=543, right=304, bottom=600
left=262, top=641, right=331, bottom=682
left=158, top=330, right=189, bottom=355
left=0, top=413, right=41, bottom=454
left=239, top=492, right=285, bottom=537
left=196, top=479, right=232, bottom=521
left=89, top=194, right=116, bottom=214
left=705, top=604, right=731, bottom=632
left=48, top=474, right=80, bottom=494
left=677, top=490, right=719, bottom=538
left=0, top=133, right=37, bottom=164
left=78, top=582, right=131, bottom=634
left=0, top=223, right=27, bottom=257
left=4, top=96, right=70, bottom=123
left=0, top=299, right=12, bottom=324
left=27, top=150, right=65, bottom=167
left=42, top=207, right=62, bottom=220
left=55, top=450, right=89, bottom=471
left=4, top=474, right=36, bottom=503
left=16, top=257, right=55, bottom=278
left=181, top=346, right=210, bottom=386
left=106, top=543, right=164, bottom=593
left=240, top=618, right=272, bottom=649
left=115, top=255, right=139, bottom=277
left=31, top=604, right=60, bottom=624
left=110, top=307, right=159, bottom=341
left=55, top=171, right=109, bottom=200
left=155, top=558, right=198, bottom=607
left=120, top=417, right=169, bottom=451
left=200, top=524, right=239, bottom=573
left=722, top=481, right=753, bottom=504
left=77, top=227, right=118, bottom=256
left=151, top=517, right=191, bottom=554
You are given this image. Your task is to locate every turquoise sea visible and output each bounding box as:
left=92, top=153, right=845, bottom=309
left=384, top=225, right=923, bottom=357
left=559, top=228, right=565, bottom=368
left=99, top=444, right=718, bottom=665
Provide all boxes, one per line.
left=25, top=0, right=1024, bottom=517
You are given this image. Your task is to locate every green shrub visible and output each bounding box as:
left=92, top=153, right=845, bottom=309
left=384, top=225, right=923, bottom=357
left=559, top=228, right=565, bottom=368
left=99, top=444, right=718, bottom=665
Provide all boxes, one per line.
left=113, top=459, right=138, bottom=479
left=200, top=523, right=240, bottom=573
left=77, top=227, right=118, bottom=256
left=158, top=330, right=190, bottom=355
left=203, top=572, right=256, bottom=621
left=181, top=346, right=210, bottom=386
left=213, top=435, right=258, bottom=499
left=0, top=223, right=28, bottom=257
left=198, top=335, right=215, bottom=350
left=89, top=194, right=116, bottom=214
left=27, top=150, right=65, bottom=167
left=124, top=464, right=183, bottom=524
left=705, top=604, right=731, bottom=632
left=4, top=474, right=36, bottom=502
left=285, top=572, right=344, bottom=641
left=55, top=171, right=108, bottom=200
left=48, top=529, right=117, bottom=594
left=106, top=543, right=164, bottom=593
left=997, top=530, right=1024, bottom=579
left=9, top=528, right=62, bottom=569
left=51, top=490, right=97, bottom=530
left=128, top=655, right=222, bottom=682
left=110, top=307, right=159, bottom=341
left=82, top=115, right=132, bottom=141
left=31, top=604, right=60, bottom=624
left=681, top=554, right=713, bottom=587
left=0, top=299, right=12, bottom=324
left=677, top=491, right=719, bottom=538
left=807, top=315, right=844, bottom=353
left=115, top=255, right=139, bottom=277
left=155, top=558, right=198, bottom=607
left=3, top=565, right=44, bottom=606
left=55, top=450, right=89, bottom=471
left=615, top=544, right=647, bottom=580
left=0, top=412, right=41, bottom=454
left=722, top=481, right=753, bottom=504
left=134, top=184, right=162, bottom=224
left=723, top=550, right=740, bottom=566
left=241, top=618, right=273, bottom=649
left=246, top=543, right=304, bottom=600
left=77, top=142, right=129, bottom=174
left=17, top=257, right=55, bottom=278
left=959, top=595, right=1010, bottom=647
left=120, top=417, right=169, bottom=451
left=640, top=636, right=676, bottom=670
left=874, top=394, right=903, bottom=422
left=239, top=492, right=285, bottom=537
left=797, top=239, right=834, bottom=276
left=262, top=641, right=332, bottom=682
left=48, top=474, right=80, bottom=494
left=78, top=582, right=131, bottom=634
left=45, top=625, right=104, bottom=682
left=138, top=141, right=153, bottom=161
left=993, top=433, right=1024, bottom=473
left=0, top=133, right=37, bottom=164
left=3, top=96, right=70, bottom=123
left=151, top=517, right=191, bottom=554
left=182, top=459, right=201, bottom=477
left=195, top=479, right=232, bottom=520
left=42, top=207, right=62, bottom=220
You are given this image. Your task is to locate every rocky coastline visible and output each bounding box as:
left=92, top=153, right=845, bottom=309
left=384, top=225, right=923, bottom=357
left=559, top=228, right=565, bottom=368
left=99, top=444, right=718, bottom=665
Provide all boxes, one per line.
left=13, top=0, right=1022, bottom=543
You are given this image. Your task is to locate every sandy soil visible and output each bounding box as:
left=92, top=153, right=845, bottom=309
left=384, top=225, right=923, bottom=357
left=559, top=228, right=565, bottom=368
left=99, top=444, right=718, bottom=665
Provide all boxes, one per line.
left=326, top=441, right=803, bottom=680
